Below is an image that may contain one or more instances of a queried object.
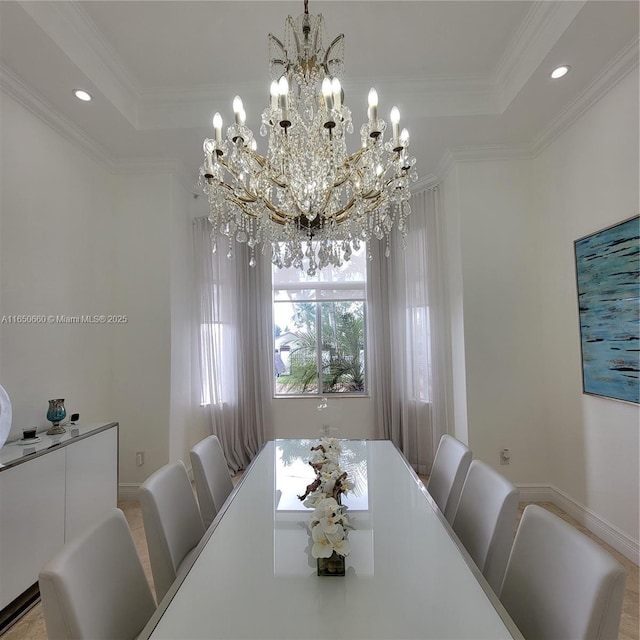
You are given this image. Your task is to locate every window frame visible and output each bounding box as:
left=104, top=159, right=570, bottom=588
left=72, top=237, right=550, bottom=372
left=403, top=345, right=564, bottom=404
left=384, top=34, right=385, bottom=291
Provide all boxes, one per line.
left=273, top=279, right=369, bottom=398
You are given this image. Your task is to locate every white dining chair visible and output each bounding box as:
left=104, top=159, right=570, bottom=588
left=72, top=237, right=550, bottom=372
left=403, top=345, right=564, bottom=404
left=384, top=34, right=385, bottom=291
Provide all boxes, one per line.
left=500, top=504, right=626, bottom=640
left=451, top=459, right=519, bottom=592
left=139, top=460, right=205, bottom=602
left=426, top=434, right=472, bottom=523
left=39, top=508, right=155, bottom=640
left=190, top=435, right=234, bottom=528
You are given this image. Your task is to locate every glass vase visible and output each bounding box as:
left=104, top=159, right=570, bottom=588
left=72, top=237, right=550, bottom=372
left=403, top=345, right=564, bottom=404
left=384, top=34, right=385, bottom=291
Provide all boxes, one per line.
left=317, top=551, right=345, bottom=577
left=46, top=399, right=66, bottom=435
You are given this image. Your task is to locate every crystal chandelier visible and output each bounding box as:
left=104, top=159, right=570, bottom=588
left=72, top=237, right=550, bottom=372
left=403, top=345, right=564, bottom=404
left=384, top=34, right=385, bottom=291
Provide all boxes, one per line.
left=199, top=1, right=417, bottom=273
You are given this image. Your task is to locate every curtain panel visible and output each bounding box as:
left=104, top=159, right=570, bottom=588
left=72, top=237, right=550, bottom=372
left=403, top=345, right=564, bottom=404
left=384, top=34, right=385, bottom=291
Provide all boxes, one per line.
left=193, top=218, right=273, bottom=472
left=368, top=186, right=452, bottom=474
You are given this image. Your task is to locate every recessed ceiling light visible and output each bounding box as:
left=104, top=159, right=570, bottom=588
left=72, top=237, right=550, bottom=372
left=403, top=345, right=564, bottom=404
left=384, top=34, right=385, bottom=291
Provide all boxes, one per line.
left=74, top=89, right=92, bottom=102
left=550, top=65, right=570, bottom=80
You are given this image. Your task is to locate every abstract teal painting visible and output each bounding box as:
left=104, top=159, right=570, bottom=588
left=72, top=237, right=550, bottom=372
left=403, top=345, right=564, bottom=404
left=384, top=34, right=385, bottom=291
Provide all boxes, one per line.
left=574, top=216, right=639, bottom=404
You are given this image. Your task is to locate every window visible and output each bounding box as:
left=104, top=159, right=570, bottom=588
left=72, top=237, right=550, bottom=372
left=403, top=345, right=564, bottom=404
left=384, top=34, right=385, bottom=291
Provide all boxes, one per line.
left=273, top=243, right=367, bottom=396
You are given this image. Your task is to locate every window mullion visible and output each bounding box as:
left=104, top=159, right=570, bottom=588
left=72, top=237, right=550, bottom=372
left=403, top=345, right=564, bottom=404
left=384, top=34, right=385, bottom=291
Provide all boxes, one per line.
left=315, top=302, right=323, bottom=395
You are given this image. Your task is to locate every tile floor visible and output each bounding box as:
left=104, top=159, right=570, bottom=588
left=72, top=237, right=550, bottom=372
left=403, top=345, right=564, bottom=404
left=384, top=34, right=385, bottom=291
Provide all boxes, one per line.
left=2, top=497, right=638, bottom=640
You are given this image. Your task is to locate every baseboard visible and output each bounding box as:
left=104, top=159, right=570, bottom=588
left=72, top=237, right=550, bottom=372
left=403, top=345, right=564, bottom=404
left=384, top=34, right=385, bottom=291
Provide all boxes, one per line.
left=118, top=483, right=140, bottom=502
left=515, top=484, right=555, bottom=503
left=516, top=483, right=639, bottom=565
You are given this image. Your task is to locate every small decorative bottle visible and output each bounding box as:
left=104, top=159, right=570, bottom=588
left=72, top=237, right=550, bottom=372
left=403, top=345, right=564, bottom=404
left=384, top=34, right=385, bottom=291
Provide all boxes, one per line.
left=46, top=399, right=66, bottom=435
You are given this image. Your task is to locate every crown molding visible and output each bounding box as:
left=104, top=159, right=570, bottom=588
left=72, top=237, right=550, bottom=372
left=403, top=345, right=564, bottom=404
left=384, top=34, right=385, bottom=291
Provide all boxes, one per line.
left=18, top=0, right=140, bottom=127
left=139, top=75, right=502, bottom=131
left=13, top=0, right=588, bottom=130
left=411, top=174, right=440, bottom=193
left=92, top=1, right=587, bottom=127
left=1, top=63, right=195, bottom=194
left=447, top=144, right=533, bottom=165
left=433, top=144, right=533, bottom=183
left=435, top=34, right=638, bottom=179
left=435, top=149, right=456, bottom=183
left=531, top=36, right=639, bottom=156
left=494, top=1, right=586, bottom=112
left=0, top=63, right=115, bottom=169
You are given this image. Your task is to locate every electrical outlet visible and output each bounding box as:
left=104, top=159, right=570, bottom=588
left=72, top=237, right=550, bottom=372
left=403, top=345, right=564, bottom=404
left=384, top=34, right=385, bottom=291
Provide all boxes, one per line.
left=136, top=451, right=145, bottom=467
left=500, top=448, right=510, bottom=465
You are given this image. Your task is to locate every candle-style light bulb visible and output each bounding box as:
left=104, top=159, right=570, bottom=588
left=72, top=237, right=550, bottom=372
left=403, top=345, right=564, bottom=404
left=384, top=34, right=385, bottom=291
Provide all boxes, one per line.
left=332, top=78, right=342, bottom=110
left=238, top=109, right=246, bottom=126
left=368, top=88, right=378, bottom=122
left=212, top=112, right=222, bottom=145
left=390, top=106, right=400, bottom=143
left=278, top=77, right=289, bottom=105
left=400, top=127, right=410, bottom=146
left=278, top=76, right=289, bottom=123
left=233, top=96, right=244, bottom=125
left=322, top=77, right=333, bottom=110
left=270, top=80, right=279, bottom=110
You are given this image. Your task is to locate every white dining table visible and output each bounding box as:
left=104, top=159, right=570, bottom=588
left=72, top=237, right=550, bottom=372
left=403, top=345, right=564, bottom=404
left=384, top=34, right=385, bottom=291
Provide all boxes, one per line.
left=140, top=439, right=523, bottom=640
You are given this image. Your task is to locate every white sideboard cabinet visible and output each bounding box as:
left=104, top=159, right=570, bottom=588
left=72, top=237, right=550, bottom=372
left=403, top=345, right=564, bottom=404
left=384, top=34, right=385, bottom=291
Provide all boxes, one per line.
left=0, top=422, right=118, bottom=612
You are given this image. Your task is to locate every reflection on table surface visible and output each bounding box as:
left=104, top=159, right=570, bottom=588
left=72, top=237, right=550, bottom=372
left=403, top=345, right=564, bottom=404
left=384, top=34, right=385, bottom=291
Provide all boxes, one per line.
left=275, top=439, right=369, bottom=511
left=274, top=439, right=374, bottom=577
left=144, top=439, right=520, bottom=640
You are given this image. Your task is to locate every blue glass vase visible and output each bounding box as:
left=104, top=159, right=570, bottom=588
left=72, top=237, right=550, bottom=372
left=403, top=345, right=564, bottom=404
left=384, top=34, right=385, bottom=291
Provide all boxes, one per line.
left=46, top=399, right=66, bottom=435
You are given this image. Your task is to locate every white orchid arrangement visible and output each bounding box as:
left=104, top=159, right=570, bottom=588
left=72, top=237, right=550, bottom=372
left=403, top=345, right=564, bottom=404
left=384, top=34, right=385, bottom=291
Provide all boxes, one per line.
left=298, top=437, right=353, bottom=559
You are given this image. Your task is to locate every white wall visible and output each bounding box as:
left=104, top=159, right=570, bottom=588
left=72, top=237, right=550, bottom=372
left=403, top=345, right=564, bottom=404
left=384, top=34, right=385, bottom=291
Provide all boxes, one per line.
left=271, top=396, right=374, bottom=440
left=441, top=166, right=469, bottom=445
left=443, top=157, right=550, bottom=483
left=534, top=70, right=639, bottom=542
left=0, top=92, right=114, bottom=439
left=111, top=172, right=172, bottom=485
left=0, top=90, right=200, bottom=488
left=169, top=179, right=195, bottom=465
left=442, top=69, right=639, bottom=551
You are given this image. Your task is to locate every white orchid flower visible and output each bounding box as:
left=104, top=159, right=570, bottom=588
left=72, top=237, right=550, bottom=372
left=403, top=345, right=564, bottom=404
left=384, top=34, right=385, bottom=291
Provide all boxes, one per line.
left=303, top=490, right=325, bottom=509
left=331, top=536, right=351, bottom=557
left=316, top=511, right=342, bottom=535
left=311, top=523, right=335, bottom=558
left=304, top=438, right=352, bottom=560
left=325, top=524, right=346, bottom=542
left=315, top=496, right=339, bottom=511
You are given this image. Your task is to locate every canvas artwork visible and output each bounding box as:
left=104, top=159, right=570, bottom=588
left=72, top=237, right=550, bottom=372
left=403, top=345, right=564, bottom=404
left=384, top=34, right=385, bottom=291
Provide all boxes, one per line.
left=574, top=216, right=640, bottom=404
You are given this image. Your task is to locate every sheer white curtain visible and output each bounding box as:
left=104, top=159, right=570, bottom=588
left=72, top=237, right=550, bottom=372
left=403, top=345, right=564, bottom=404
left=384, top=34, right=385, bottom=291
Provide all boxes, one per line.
left=368, top=186, right=452, bottom=474
left=193, top=218, right=273, bottom=472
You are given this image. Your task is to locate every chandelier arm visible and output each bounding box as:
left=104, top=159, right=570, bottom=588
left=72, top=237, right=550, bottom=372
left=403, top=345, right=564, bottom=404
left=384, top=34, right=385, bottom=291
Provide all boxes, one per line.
left=242, top=151, right=288, bottom=190
left=323, top=35, right=345, bottom=72
left=215, top=157, right=261, bottom=204
left=252, top=154, right=292, bottom=191
left=324, top=196, right=356, bottom=223
left=222, top=188, right=299, bottom=227
left=345, top=148, right=367, bottom=165
left=226, top=196, right=261, bottom=216
left=217, top=182, right=259, bottom=209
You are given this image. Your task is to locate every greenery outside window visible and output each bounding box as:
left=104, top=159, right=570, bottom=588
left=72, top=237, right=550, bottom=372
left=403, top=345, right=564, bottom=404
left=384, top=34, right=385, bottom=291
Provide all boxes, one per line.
left=273, top=244, right=367, bottom=396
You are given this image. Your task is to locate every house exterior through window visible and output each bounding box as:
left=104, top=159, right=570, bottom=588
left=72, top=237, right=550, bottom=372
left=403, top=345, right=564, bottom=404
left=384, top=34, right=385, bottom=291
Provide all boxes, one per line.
left=273, top=243, right=367, bottom=396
